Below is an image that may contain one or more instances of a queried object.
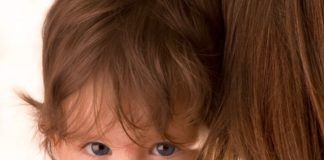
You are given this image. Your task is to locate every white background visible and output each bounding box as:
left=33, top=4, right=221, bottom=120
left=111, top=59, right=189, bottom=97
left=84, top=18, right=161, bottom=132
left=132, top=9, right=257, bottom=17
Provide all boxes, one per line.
left=0, top=0, right=53, bottom=159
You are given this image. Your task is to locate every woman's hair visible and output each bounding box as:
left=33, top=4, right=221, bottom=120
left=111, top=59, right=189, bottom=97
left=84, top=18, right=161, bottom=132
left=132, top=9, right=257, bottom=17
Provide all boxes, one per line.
left=21, top=0, right=222, bottom=158
left=201, top=0, right=324, bottom=159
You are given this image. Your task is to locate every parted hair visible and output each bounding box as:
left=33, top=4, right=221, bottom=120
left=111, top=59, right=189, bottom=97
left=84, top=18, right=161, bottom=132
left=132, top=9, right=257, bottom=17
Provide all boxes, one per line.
left=201, top=0, right=324, bottom=160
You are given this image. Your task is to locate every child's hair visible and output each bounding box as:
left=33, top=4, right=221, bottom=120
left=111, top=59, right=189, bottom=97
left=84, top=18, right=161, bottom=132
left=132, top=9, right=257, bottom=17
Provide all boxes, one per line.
left=201, top=0, right=324, bottom=159
left=21, top=0, right=222, bottom=158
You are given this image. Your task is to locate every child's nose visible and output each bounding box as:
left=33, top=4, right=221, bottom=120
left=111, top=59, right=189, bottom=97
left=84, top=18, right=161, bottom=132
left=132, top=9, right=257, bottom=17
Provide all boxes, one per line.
left=109, top=143, right=149, bottom=160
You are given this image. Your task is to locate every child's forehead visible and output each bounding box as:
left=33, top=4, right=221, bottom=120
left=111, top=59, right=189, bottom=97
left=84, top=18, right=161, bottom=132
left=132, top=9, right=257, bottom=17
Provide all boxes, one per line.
left=62, top=79, right=151, bottom=127
left=59, top=79, right=204, bottom=146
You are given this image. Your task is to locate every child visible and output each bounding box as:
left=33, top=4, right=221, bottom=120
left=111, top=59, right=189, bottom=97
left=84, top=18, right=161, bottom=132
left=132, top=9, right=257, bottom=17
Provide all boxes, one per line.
left=200, top=0, right=324, bottom=160
left=22, top=0, right=222, bottom=159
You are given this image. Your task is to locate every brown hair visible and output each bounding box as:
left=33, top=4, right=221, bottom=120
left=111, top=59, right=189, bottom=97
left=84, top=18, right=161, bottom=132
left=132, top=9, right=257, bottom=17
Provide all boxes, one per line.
left=21, top=0, right=222, bottom=158
left=201, top=0, right=324, bottom=159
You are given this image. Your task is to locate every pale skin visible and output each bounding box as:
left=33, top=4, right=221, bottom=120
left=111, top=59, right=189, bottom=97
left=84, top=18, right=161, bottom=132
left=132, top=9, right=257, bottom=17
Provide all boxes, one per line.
left=52, top=80, right=208, bottom=160
left=54, top=120, right=204, bottom=160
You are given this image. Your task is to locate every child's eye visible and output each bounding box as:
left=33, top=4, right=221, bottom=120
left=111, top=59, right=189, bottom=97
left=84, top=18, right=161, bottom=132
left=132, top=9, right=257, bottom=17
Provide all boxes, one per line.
left=151, top=142, right=178, bottom=156
left=84, top=142, right=112, bottom=156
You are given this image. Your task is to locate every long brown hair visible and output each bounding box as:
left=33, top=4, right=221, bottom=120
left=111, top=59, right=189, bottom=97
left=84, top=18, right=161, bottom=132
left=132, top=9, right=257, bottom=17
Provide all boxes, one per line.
left=201, top=0, right=324, bottom=159
left=20, top=0, right=222, bottom=158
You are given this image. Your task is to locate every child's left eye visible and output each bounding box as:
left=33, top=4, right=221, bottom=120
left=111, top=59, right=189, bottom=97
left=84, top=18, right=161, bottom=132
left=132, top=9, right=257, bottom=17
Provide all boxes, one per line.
left=151, top=142, right=178, bottom=157
left=84, top=142, right=112, bottom=156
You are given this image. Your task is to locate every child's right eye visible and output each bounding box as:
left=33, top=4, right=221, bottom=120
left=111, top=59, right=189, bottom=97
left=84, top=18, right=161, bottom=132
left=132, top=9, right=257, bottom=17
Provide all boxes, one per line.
left=84, top=142, right=112, bottom=156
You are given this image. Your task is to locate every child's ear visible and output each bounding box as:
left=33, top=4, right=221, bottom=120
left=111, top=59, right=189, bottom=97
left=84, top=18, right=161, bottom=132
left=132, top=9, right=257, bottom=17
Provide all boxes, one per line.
left=51, top=140, right=66, bottom=160
left=51, top=137, right=74, bottom=160
left=46, top=135, right=63, bottom=159
left=190, top=125, right=209, bottom=151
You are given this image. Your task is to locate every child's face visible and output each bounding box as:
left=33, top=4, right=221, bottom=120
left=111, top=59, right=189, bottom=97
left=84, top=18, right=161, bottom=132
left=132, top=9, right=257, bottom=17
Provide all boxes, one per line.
left=52, top=82, right=206, bottom=160
left=54, top=120, right=204, bottom=160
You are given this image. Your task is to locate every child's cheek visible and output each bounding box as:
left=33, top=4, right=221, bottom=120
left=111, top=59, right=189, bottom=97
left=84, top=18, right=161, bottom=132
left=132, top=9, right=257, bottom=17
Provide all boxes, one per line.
left=161, top=149, right=199, bottom=160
